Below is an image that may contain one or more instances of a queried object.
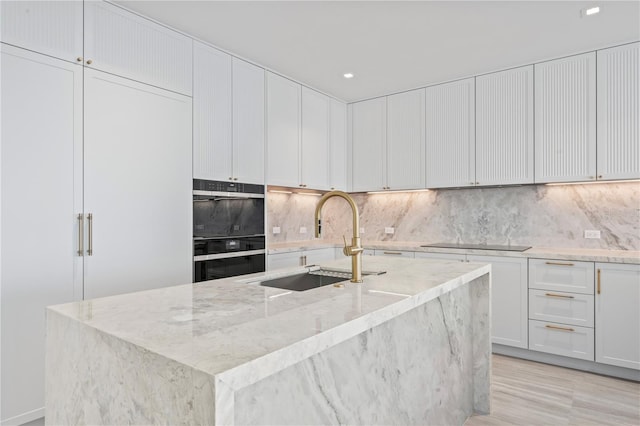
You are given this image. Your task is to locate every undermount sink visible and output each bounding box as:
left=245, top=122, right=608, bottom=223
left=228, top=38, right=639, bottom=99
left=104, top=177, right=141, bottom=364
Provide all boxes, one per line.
left=259, top=269, right=385, bottom=292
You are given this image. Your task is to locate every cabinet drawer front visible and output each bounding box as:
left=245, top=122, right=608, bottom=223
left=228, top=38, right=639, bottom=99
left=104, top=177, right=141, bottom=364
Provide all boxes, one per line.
left=374, top=250, right=415, bottom=258
left=529, top=320, right=594, bottom=361
left=529, top=289, right=594, bottom=327
left=529, top=258, right=594, bottom=294
left=414, top=252, right=466, bottom=261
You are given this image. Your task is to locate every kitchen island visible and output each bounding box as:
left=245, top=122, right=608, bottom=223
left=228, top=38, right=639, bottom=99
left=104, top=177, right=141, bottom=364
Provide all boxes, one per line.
left=46, top=256, right=491, bottom=425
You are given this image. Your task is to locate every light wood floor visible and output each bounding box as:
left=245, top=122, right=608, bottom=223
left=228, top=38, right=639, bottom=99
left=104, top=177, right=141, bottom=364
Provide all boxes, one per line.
left=466, top=354, right=640, bottom=425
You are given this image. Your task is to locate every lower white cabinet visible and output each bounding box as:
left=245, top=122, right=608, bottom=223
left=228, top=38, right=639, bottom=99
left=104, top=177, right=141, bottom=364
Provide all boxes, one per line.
left=529, top=289, right=594, bottom=328
left=268, top=248, right=336, bottom=270
left=595, top=263, right=640, bottom=370
left=529, top=319, right=595, bottom=361
left=468, top=255, right=528, bottom=349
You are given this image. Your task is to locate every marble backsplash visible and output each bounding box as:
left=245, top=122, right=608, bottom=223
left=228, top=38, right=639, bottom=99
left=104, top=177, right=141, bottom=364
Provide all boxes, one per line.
left=267, top=182, right=640, bottom=250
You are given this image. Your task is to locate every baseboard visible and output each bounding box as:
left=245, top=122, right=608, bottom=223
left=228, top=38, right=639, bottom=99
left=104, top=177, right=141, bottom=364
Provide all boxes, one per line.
left=493, top=344, right=640, bottom=382
left=0, top=407, right=44, bottom=426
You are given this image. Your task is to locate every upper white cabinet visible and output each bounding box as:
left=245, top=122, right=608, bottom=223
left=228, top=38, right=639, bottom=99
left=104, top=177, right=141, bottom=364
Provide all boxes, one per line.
left=301, top=87, right=330, bottom=190
left=595, top=263, right=640, bottom=370
left=329, top=99, right=348, bottom=191
left=193, top=42, right=265, bottom=184
left=534, top=52, right=597, bottom=183
left=267, top=72, right=301, bottom=187
left=232, top=58, right=265, bottom=184
left=350, top=97, right=386, bottom=192
left=0, top=0, right=83, bottom=64
left=596, top=42, right=640, bottom=181
left=425, top=78, right=476, bottom=188
left=84, top=1, right=193, bottom=95
left=476, top=66, right=534, bottom=185
left=386, top=89, right=426, bottom=190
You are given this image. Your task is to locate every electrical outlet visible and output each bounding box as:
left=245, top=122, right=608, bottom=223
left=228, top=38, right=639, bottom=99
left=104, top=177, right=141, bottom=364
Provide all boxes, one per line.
left=299, top=226, right=307, bottom=234
left=360, top=227, right=365, bottom=234
left=584, top=230, right=601, bottom=239
left=385, top=227, right=395, bottom=234
left=272, top=226, right=281, bottom=234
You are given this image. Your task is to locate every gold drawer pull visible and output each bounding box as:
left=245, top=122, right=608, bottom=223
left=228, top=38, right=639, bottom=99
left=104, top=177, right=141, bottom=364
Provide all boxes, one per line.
left=545, top=324, right=575, bottom=332
left=545, top=293, right=575, bottom=299
left=383, top=251, right=403, bottom=255
left=545, top=261, right=574, bottom=266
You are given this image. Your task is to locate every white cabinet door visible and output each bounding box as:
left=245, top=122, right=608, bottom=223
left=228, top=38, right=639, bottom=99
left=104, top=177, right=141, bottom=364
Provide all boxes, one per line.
left=83, top=69, right=192, bottom=299
left=84, top=1, right=193, bottom=95
left=329, top=99, right=348, bottom=191
left=0, top=0, right=83, bottom=64
left=301, top=87, right=330, bottom=190
left=267, top=72, right=301, bottom=187
left=1, top=45, right=82, bottom=425
left=476, top=66, right=534, bottom=186
left=351, top=97, right=386, bottom=192
left=425, top=78, right=475, bottom=188
left=534, top=52, right=596, bottom=183
left=233, top=58, right=265, bottom=184
left=468, top=255, right=528, bottom=349
left=268, top=251, right=303, bottom=270
left=193, top=41, right=232, bottom=181
left=305, top=248, right=337, bottom=265
left=386, top=89, right=425, bottom=190
left=597, top=42, right=640, bottom=181
left=595, top=263, right=640, bottom=370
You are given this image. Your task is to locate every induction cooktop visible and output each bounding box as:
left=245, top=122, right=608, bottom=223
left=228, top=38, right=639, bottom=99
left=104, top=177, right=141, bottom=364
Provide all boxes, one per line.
left=420, top=242, right=531, bottom=252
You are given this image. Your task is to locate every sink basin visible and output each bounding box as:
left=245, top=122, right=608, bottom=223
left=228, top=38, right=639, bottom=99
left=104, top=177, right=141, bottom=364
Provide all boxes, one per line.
left=260, top=271, right=347, bottom=291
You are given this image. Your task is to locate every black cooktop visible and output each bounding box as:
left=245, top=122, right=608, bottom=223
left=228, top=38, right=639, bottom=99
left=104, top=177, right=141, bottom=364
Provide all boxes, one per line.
left=420, top=242, right=531, bottom=252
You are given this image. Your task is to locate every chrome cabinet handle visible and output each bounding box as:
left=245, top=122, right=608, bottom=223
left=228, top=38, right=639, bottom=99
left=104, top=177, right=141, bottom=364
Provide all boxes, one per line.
left=597, top=268, right=601, bottom=294
left=77, top=214, right=84, bottom=256
left=87, top=213, right=93, bottom=256
left=383, top=251, right=403, bottom=255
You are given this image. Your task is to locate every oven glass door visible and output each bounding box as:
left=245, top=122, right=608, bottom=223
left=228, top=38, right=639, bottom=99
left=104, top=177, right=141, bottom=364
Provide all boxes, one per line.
left=193, top=197, right=264, bottom=238
left=194, top=254, right=265, bottom=282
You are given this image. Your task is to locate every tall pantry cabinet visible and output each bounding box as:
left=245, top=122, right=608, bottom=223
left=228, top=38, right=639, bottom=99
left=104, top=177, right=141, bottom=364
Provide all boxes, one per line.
left=1, top=2, right=193, bottom=424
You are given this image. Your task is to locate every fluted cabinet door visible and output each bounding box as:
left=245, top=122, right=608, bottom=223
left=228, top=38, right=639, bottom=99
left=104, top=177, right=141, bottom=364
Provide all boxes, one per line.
left=233, top=58, right=265, bottom=184
left=597, top=42, right=640, bottom=181
left=387, top=88, right=425, bottom=190
left=84, top=1, right=193, bottom=95
left=476, top=66, right=534, bottom=185
left=0, top=0, right=83, bottom=64
left=193, top=41, right=232, bottom=181
left=266, top=72, right=301, bottom=187
left=534, top=52, right=596, bottom=183
left=351, top=97, right=386, bottom=192
left=425, top=78, right=475, bottom=188
left=301, top=87, right=330, bottom=190
left=329, top=99, right=348, bottom=191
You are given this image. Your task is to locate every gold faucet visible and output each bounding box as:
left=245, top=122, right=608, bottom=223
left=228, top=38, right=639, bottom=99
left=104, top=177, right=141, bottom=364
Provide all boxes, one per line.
left=314, top=190, right=363, bottom=283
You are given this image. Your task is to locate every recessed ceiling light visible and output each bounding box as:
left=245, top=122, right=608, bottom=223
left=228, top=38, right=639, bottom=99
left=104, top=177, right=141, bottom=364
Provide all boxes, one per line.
left=582, top=6, right=600, bottom=17
left=343, top=73, right=354, bottom=79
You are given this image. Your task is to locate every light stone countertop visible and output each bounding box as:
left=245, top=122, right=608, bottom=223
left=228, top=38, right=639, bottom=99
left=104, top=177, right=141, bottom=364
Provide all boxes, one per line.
left=269, top=240, right=640, bottom=264
left=48, top=257, right=490, bottom=389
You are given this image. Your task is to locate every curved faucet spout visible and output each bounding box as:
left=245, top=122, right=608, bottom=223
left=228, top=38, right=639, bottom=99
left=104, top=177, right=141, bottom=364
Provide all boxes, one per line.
left=314, top=191, right=363, bottom=283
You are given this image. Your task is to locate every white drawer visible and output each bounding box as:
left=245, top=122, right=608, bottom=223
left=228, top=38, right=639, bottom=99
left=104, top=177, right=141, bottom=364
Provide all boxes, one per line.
left=529, top=320, right=594, bottom=361
left=414, top=252, right=466, bottom=261
left=374, top=250, right=415, bottom=258
left=529, top=289, right=594, bottom=328
left=529, top=258, right=595, bottom=294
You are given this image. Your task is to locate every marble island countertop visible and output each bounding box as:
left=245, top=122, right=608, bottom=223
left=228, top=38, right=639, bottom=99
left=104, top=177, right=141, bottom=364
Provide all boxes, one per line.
left=269, top=240, right=640, bottom=264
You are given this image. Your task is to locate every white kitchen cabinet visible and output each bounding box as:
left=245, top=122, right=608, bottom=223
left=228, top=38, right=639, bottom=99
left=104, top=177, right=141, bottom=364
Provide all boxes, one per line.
left=329, top=99, right=348, bottom=191
left=534, top=52, right=597, bottom=183
left=1, top=45, right=83, bottom=425
left=476, top=66, right=534, bottom=185
left=425, top=78, right=476, bottom=188
left=193, top=44, right=265, bottom=185
left=596, top=42, right=640, bottom=181
left=595, top=263, right=640, bottom=370
left=193, top=41, right=233, bottom=181
left=529, top=259, right=594, bottom=294
left=232, top=58, right=265, bottom=184
left=529, top=320, right=595, bottom=361
left=0, top=0, right=83, bottom=64
left=84, top=1, right=193, bottom=95
left=301, top=87, right=330, bottom=190
left=268, top=248, right=336, bottom=270
left=267, top=72, right=301, bottom=187
left=468, top=255, right=528, bottom=349
left=350, top=97, right=386, bottom=192
left=414, top=252, right=466, bottom=261
left=386, top=89, right=426, bottom=190
left=529, top=289, right=594, bottom=328
left=83, top=69, right=192, bottom=299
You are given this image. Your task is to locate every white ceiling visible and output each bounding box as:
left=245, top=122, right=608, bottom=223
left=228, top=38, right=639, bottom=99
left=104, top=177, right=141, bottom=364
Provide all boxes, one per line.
left=115, top=0, right=640, bottom=102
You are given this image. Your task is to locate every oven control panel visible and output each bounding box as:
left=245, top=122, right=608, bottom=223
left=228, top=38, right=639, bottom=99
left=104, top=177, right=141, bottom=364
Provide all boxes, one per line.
left=193, top=179, right=263, bottom=195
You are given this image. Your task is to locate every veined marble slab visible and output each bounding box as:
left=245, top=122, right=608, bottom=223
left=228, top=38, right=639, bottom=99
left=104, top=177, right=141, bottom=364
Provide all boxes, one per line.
left=46, top=257, right=491, bottom=425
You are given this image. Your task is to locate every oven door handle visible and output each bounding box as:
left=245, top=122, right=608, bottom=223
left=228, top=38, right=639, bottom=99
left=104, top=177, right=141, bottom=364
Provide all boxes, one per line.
left=193, top=190, right=264, bottom=199
left=194, top=249, right=266, bottom=262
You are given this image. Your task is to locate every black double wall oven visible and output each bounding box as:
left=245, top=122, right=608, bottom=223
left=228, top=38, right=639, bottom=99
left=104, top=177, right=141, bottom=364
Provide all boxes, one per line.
left=193, top=179, right=265, bottom=282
